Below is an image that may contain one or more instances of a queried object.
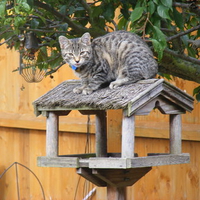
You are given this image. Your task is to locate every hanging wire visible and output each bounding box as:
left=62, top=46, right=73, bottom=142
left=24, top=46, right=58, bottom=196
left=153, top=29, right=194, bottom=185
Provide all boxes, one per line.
left=0, top=162, right=46, bottom=200
left=74, top=115, right=96, bottom=200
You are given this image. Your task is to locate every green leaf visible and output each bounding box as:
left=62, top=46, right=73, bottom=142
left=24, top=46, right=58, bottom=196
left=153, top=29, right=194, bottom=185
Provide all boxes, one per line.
left=21, top=2, right=31, bottom=12
left=173, top=8, right=184, bottom=30
left=130, top=7, right=145, bottom=23
left=67, top=6, right=75, bottom=15
left=4, top=17, right=13, bottom=25
left=14, top=16, right=24, bottom=27
left=193, top=86, right=200, bottom=95
left=59, top=5, right=67, bottom=15
left=153, top=26, right=167, bottom=46
left=153, top=0, right=159, bottom=5
left=196, top=93, right=200, bottom=102
left=157, top=5, right=171, bottom=20
left=0, top=0, right=6, bottom=17
left=118, top=16, right=128, bottom=30
left=148, top=1, right=155, bottom=15
left=151, top=38, right=164, bottom=61
left=121, top=4, right=130, bottom=19
left=160, top=0, right=172, bottom=9
left=187, top=46, right=196, bottom=57
left=92, top=6, right=103, bottom=18
left=27, top=0, right=34, bottom=8
left=33, top=13, right=46, bottom=25
left=152, top=26, right=167, bottom=60
left=103, top=3, right=114, bottom=21
left=30, top=18, right=40, bottom=29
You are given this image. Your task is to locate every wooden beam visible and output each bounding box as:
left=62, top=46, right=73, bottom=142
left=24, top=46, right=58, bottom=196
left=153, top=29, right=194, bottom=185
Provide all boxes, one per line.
left=37, top=156, right=79, bottom=168
left=107, top=186, right=126, bottom=200
left=77, top=168, right=107, bottom=187
left=89, top=154, right=190, bottom=169
left=79, top=110, right=99, bottom=115
left=92, top=169, right=116, bottom=187
left=96, top=111, right=107, bottom=157
left=46, top=112, right=59, bottom=157
left=170, top=114, right=182, bottom=154
left=121, top=111, right=135, bottom=158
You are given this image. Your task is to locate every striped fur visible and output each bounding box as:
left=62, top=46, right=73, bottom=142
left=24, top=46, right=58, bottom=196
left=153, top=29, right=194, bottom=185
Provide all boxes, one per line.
left=59, top=31, right=158, bottom=95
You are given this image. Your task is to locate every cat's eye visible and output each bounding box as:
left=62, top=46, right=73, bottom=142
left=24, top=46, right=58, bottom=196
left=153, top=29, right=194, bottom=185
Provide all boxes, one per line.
left=80, top=51, right=87, bottom=56
left=67, top=53, right=73, bottom=57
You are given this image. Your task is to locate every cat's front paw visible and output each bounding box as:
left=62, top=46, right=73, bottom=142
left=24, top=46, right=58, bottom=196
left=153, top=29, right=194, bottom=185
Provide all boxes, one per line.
left=82, top=88, right=93, bottom=95
left=109, top=81, right=119, bottom=89
left=73, top=87, right=83, bottom=94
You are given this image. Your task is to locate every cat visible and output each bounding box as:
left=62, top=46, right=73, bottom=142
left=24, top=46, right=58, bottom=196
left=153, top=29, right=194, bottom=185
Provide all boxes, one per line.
left=59, top=31, right=158, bottom=95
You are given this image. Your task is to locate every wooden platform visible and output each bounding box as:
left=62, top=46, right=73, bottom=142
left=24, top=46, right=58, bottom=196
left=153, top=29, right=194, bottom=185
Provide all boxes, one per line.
left=37, top=153, right=190, bottom=169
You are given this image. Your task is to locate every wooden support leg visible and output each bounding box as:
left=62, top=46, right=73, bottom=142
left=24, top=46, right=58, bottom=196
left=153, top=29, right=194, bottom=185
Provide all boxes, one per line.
left=170, top=114, right=182, bottom=154
left=107, top=186, right=126, bottom=200
left=46, top=112, right=59, bottom=157
left=121, top=111, right=135, bottom=158
left=95, top=111, right=107, bottom=157
left=107, top=111, right=134, bottom=200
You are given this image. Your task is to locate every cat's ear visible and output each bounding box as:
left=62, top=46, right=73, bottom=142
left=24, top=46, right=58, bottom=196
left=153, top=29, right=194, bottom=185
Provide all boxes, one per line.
left=80, top=32, right=91, bottom=45
left=59, top=36, right=70, bottom=49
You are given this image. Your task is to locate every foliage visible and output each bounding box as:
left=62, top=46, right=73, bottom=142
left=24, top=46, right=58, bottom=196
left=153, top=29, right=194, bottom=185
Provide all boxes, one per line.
left=0, top=0, right=200, bottom=100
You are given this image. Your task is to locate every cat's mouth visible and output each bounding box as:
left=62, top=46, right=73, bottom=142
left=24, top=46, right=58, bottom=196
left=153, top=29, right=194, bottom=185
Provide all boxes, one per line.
left=73, top=63, right=82, bottom=68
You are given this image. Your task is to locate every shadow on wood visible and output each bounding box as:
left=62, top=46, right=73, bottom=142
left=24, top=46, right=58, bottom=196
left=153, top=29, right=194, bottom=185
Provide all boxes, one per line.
left=77, top=167, right=152, bottom=187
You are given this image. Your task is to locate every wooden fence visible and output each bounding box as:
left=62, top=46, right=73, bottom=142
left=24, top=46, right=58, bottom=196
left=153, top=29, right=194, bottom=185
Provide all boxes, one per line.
left=0, top=44, right=200, bottom=199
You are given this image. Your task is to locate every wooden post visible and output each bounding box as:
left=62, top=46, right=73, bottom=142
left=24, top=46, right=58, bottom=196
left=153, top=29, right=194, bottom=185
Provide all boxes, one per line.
left=95, top=111, right=107, bottom=157
left=121, top=111, right=135, bottom=158
left=170, top=114, right=182, bottom=154
left=107, top=187, right=126, bottom=200
left=46, top=112, right=59, bottom=157
left=106, top=111, right=135, bottom=200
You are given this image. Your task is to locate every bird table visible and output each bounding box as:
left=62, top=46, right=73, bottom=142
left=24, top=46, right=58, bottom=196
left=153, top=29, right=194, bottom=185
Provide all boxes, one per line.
left=33, top=79, right=194, bottom=200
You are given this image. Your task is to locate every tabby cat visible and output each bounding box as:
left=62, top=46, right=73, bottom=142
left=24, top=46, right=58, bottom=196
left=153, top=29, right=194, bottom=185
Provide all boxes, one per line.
left=59, top=31, right=158, bottom=95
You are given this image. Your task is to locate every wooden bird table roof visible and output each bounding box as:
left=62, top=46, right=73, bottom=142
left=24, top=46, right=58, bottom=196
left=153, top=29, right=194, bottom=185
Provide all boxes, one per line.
left=33, top=79, right=194, bottom=117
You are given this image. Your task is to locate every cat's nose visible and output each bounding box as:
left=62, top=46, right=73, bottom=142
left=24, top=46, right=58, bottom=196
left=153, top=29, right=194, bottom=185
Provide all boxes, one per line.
left=75, top=60, right=79, bottom=63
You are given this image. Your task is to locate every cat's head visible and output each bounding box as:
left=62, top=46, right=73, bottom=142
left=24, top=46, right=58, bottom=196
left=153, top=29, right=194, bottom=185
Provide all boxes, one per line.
left=59, top=33, right=92, bottom=69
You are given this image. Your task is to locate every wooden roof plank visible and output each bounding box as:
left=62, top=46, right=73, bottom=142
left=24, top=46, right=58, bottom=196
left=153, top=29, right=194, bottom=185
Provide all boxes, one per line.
left=33, top=79, right=194, bottom=116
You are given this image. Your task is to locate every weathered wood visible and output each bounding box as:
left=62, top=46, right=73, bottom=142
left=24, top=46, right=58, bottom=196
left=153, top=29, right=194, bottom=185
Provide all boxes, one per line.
left=155, top=97, right=185, bottom=114
left=79, top=110, right=100, bottom=115
left=77, top=168, right=107, bottom=187
left=107, top=186, right=126, bottom=200
left=121, top=111, right=135, bottom=158
left=93, top=169, right=116, bottom=187
left=126, top=80, right=163, bottom=116
left=89, top=158, right=128, bottom=169
left=92, top=168, right=152, bottom=187
left=33, top=79, right=194, bottom=116
left=37, top=156, right=79, bottom=168
left=89, top=154, right=190, bottom=169
left=170, top=114, right=182, bottom=154
left=96, top=111, right=107, bottom=157
left=46, top=112, right=59, bottom=157
left=59, top=153, right=123, bottom=158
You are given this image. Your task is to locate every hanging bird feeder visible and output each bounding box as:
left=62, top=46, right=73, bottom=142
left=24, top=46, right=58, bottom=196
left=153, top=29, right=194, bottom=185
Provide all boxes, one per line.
left=19, top=32, right=46, bottom=83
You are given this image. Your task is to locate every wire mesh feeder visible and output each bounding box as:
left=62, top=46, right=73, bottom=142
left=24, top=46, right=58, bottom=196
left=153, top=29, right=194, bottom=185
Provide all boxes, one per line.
left=18, top=31, right=47, bottom=83
left=19, top=53, right=47, bottom=83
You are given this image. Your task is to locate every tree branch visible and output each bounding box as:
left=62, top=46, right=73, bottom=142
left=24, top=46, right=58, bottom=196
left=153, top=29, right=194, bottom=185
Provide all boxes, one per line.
left=164, top=48, right=200, bottom=65
left=159, top=50, right=200, bottom=83
left=34, top=0, right=88, bottom=35
left=0, top=35, right=18, bottom=46
left=167, top=24, right=200, bottom=42
left=173, top=2, right=200, bottom=17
